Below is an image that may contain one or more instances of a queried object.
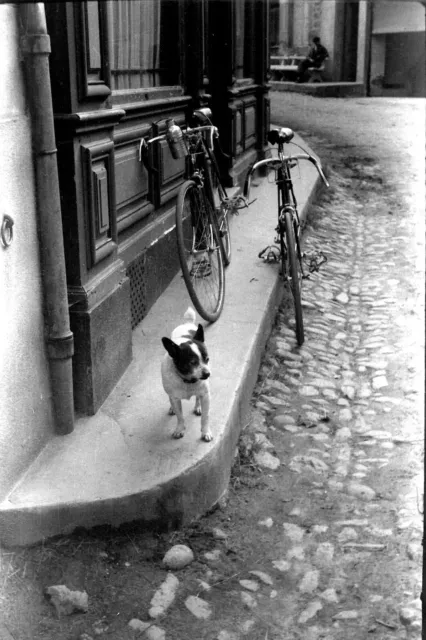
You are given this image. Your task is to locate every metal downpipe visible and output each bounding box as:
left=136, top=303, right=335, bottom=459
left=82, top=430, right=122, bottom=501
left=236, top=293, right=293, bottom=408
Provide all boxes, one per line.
left=19, top=3, right=74, bottom=435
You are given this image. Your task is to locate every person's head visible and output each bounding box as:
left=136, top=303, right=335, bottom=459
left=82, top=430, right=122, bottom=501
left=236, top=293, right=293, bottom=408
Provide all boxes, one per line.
left=313, top=37, right=321, bottom=45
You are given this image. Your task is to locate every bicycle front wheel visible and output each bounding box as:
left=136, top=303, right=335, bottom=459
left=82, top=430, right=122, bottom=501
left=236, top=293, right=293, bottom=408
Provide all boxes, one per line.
left=176, top=180, right=225, bottom=322
left=280, top=207, right=304, bottom=345
left=217, top=203, right=231, bottom=266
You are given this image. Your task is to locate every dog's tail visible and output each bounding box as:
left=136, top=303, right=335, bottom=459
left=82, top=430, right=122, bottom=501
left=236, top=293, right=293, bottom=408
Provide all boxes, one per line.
left=183, top=307, right=196, bottom=323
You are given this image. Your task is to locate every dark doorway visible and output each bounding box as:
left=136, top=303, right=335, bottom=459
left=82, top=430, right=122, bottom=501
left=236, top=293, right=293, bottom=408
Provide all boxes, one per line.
left=342, top=1, right=359, bottom=81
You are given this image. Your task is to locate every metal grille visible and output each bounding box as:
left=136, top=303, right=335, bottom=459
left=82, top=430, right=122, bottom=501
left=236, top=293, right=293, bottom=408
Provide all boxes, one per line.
left=127, top=255, right=147, bottom=329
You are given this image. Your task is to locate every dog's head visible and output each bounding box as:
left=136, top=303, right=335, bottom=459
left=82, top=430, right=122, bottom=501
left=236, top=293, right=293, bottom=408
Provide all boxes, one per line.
left=162, top=324, right=210, bottom=384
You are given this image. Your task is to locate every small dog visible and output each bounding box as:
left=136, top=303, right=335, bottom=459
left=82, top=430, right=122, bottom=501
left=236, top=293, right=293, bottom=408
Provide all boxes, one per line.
left=161, top=307, right=212, bottom=442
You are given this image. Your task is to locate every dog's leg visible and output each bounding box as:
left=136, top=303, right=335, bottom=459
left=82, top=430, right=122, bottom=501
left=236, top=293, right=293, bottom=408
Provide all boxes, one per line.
left=193, top=396, right=202, bottom=416
left=198, top=393, right=212, bottom=442
left=169, top=397, right=185, bottom=438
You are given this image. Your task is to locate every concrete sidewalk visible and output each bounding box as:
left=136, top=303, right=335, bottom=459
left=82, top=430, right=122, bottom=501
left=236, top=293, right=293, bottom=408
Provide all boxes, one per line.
left=0, top=134, right=323, bottom=547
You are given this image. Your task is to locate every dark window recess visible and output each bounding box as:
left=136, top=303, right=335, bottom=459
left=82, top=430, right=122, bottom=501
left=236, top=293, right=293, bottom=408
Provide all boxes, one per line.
left=106, top=0, right=180, bottom=90
left=235, top=0, right=255, bottom=80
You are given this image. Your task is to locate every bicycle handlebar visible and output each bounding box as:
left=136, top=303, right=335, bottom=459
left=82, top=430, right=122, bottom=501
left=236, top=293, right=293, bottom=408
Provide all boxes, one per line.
left=139, top=125, right=217, bottom=159
left=243, top=153, right=329, bottom=201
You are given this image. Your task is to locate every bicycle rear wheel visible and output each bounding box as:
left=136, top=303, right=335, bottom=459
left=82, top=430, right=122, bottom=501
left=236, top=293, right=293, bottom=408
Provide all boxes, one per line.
left=175, top=180, right=225, bottom=322
left=280, top=207, right=304, bottom=345
left=207, top=155, right=231, bottom=266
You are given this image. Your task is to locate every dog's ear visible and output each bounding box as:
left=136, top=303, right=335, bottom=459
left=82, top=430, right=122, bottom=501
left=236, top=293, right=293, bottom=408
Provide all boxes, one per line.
left=193, top=323, right=204, bottom=343
left=162, top=337, right=180, bottom=359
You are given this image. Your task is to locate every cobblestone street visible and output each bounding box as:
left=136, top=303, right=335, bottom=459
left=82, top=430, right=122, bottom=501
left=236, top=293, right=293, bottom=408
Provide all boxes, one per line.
left=1, top=97, right=424, bottom=640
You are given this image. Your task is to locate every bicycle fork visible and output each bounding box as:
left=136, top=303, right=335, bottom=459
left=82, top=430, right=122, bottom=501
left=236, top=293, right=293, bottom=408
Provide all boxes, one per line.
left=278, top=205, right=309, bottom=281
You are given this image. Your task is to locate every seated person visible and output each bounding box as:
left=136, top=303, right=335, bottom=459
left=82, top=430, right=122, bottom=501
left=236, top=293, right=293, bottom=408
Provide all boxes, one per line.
left=297, top=37, right=328, bottom=83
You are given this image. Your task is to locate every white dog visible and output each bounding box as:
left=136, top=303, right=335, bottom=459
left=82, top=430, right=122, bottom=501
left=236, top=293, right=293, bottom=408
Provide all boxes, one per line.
left=161, top=308, right=212, bottom=442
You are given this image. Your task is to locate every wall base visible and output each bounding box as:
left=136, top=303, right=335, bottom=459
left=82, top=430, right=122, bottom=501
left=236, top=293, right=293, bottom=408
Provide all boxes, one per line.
left=71, top=277, right=132, bottom=415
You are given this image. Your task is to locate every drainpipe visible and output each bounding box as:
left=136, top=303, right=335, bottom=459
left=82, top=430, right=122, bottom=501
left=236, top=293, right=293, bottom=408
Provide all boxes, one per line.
left=19, top=3, right=74, bottom=435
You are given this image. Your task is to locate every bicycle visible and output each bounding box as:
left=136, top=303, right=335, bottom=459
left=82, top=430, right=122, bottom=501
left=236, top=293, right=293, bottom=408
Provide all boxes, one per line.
left=140, top=108, right=246, bottom=322
left=243, top=127, right=329, bottom=345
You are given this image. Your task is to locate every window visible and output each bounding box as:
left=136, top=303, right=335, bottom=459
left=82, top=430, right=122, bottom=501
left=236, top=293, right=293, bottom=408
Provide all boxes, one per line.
left=235, top=0, right=255, bottom=80
left=106, top=0, right=180, bottom=90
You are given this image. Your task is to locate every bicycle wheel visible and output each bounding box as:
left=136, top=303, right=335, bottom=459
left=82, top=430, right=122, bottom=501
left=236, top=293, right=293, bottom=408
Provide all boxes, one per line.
left=175, top=180, right=225, bottom=322
left=207, top=156, right=231, bottom=266
left=280, top=206, right=304, bottom=345
left=217, top=202, right=231, bottom=266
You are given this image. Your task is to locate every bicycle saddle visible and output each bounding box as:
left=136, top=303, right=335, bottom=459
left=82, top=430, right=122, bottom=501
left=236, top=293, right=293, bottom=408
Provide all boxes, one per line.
left=193, top=107, right=213, bottom=124
left=267, top=128, right=294, bottom=145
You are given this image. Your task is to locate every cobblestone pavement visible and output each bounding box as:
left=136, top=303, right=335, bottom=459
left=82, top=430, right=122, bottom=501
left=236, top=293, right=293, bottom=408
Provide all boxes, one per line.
left=116, top=99, right=423, bottom=640
left=2, top=97, right=423, bottom=640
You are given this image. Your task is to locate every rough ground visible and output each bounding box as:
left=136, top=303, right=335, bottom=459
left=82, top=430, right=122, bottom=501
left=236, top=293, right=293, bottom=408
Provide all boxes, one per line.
left=0, top=95, right=423, bottom=640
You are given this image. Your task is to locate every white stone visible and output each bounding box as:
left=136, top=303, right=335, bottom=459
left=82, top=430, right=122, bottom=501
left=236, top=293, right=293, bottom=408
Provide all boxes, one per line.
left=299, top=569, right=320, bottom=593
left=298, top=600, right=323, bottom=624
left=163, top=545, right=194, bottom=570
left=339, top=408, right=353, bottom=422
left=314, top=542, right=334, bottom=566
left=253, top=451, right=280, bottom=470
left=45, top=585, right=89, bottom=616
left=185, top=595, right=212, bottom=619
left=320, top=588, right=339, bottom=603
left=368, top=526, right=393, bottom=538
left=217, top=631, right=238, bottom=640
left=212, top=527, right=228, bottom=540
left=336, top=292, right=349, bottom=304
left=336, top=426, right=352, bottom=441
left=332, top=610, right=359, bottom=621
left=312, top=525, right=328, bottom=534
left=272, top=559, right=291, bottom=572
left=300, top=385, right=320, bottom=396
left=149, top=573, right=179, bottom=619
left=372, top=376, right=388, bottom=390
left=258, top=517, right=273, bottom=528
left=240, top=592, right=257, bottom=609
left=338, top=527, right=358, bottom=543
left=146, top=627, right=166, bottom=640
left=240, top=620, right=256, bottom=634
left=287, top=546, right=305, bottom=561
left=249, top=570, right=273, bottom=585
left=239, top=579, right=259, bottom=592
left=369, top=595, right=383, bottom=603
left=196, top=579, right=211, bottom=592
left=283, top=522, right=305, bottom=542
left=400, top=607, right=419, bottom=626
left=341, top=385, right=355, bottom=400
left=347, top=483, right=376, bottom=501
left=128, top=619, right=151, bottom=632
left=204, top=549, right=221, bottom=561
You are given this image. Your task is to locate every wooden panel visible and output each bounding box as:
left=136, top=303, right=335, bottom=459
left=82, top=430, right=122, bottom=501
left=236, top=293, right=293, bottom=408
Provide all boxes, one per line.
left=81, top=140, right=117, bottom=268
left=244, top=104, right=256, bottom=149
left=235, top=108, right=243, bottom=154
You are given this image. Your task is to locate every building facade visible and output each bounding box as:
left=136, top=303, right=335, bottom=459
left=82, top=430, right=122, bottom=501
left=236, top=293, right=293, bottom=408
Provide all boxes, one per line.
left=270, top=0, right=425, bottom=96
left=0, top=0, right=270, bottom=500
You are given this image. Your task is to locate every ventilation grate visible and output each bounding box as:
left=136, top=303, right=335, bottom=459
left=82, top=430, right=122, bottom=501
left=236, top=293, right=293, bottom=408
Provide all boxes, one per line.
left=127, top=254, right=147, bottom=329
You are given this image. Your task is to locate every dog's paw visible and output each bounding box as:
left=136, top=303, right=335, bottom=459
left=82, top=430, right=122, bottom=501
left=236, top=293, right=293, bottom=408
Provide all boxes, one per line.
left=172, top=429, right=185, bottom=439
left=201, top=431, right=213, bottom=442
left=168, top=407, right=175, bottom=416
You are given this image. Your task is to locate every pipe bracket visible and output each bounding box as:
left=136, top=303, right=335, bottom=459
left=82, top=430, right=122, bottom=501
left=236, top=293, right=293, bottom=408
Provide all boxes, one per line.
left=47, top=332, right=74, bottom=360
left=21, top=34, right=51, bottom=55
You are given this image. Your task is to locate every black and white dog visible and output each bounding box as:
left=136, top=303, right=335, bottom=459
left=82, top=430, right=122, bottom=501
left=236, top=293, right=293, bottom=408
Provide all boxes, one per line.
left=161, top=308, right=212, bottom=442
